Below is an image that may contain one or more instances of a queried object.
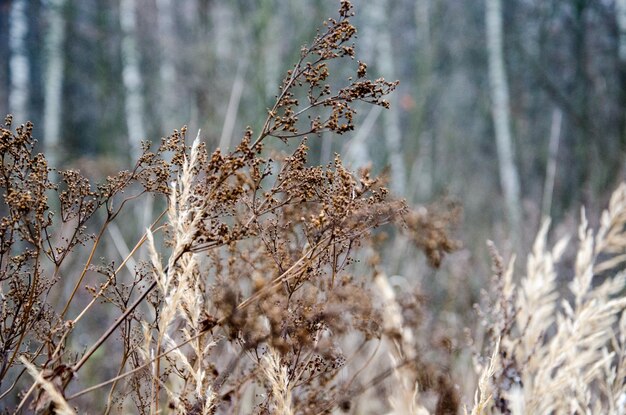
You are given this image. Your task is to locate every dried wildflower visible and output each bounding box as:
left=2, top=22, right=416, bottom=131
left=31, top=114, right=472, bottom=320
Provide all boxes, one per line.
left=0, top=3, right=460, bottom=413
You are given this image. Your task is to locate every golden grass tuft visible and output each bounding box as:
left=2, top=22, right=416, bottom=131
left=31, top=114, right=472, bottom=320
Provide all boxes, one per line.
left=473, top=182, right=626, bottom=414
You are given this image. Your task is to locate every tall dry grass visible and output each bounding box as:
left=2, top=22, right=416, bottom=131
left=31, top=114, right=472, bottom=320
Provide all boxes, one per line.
left=3, top=1, right=626, bottom=414
left=470, top=183, right=626, bottom=414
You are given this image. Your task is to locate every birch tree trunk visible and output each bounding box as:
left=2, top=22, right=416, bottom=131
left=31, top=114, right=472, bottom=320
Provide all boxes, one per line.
left=120, top=0, right=146, bottom=161
left=0, top=14, right=8, bottom=117
left=486, top=0, right=522, bottom=239
left=410, top=0, right=434, bottom=202
left=213, top=2, right=243, bottom=151
left=9, top=0, right=30, bottom=125
left=541, top=108, right=562, bottom=219
left=618, top=0, right=626, bottom=62
left=156, top=0, right=179, bottom=132
left=260, top=0, right=282, bottom=102
left=219, top=61, right=246, bottom=152
left=616, top=0, right=626, bottom=175
left=43, top=0, right=67, bottom=174
left=344, top=105, right=381, bottom=169
left=120, top=0, right=151, bottom=234
left=360, top=0, right=406, bottom=195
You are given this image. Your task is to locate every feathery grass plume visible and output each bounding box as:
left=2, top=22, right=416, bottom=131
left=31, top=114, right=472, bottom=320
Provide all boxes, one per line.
left=375, top=273, right=427, bottom=415
left=595, top=183, right=626, bottom=273
left=261, top=347, right=294, bottom=415
left=473, top=182, right=626, bottom=414
left=514, top=220, right=562, bottom=352
left=144, top=133, right=217, bottom=413
left=468, top=338, right=499, bottom=415
left=20, top=357, right=76, bottom=415
left=599, top=311, right=626, bottom=413
left=373, top=271, right=461, bottom=415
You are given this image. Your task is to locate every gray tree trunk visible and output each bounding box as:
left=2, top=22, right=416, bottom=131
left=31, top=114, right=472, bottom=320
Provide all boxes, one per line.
left=411, top=0, right=434, bottom=202
left=120, top=0, right=151, bottom=232
left=120, top=0, right=146, bottom=161
left=616, top=0, right=626, bottom=175
left=360, top=0, right=406, bottom=194
left=156, top=0, right=179, bottom=132
left=43, top=0, right=67, bottom=174
left=9, top=0, right=30, bottom=125
left=486, top=0, right=522, bottom=239
left=219, top=61, right=246, bottom=152
left=260, top=0, right=282, bottom=102
left=541, top=108, right=562, bottom=219
left=618, top=0, right=626, bottom=62
left=344, top=105, right=381, bottom=169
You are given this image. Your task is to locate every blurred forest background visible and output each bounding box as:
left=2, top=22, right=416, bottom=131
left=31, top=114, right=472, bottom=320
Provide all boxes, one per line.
left=2, top=0, right=626, bottom=333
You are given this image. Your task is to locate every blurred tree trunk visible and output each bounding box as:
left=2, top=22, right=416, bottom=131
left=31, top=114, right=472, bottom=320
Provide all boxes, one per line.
left=156, top=0, right=179, bottom=132
left=541, top=108, right=562, bottom=219
left=120, top=0, right=151, bottom=233
left=363, top=0, right=406, bottom=195
left=260, top=0, right=282, bottom=102
left=617, top=0, right=626, bottom=176
left=43, top=0, right=67, bottom=174
left=410, top=0, right=434, bottom=202
left=9, top=0, right=29, bottom=125
left=219, top=61, right=246, bottom=152
left=213, top=2, right=242, bottom=151
left=0, top=6, right=9, bottom=117
left=120, top=0, right=146, bottom=161
left=571, top=0, right=592, bottom=205
left=486, top=0, right=522, bottom=239
left=345, top=105, right=380, bottom=169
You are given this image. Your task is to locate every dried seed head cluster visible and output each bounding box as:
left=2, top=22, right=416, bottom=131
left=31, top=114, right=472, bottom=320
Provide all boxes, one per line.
left=403, top=201, right=462, bottom=268
left=264, top=1, right=398, bottom=140
left=0, top=2, right=460, bottom=414
left=0, top=114, right=212, bottom=411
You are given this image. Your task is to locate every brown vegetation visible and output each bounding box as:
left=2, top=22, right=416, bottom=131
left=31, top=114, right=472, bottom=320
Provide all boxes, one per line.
left=4, top=2, right=626, bottom=414
left=0, top=3, right=460, bottom=413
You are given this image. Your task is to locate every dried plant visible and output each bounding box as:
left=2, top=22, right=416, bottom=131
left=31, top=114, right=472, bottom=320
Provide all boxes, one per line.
left=471, top=183, right=626, bottom=414
left=260, top=348, right=294, bottom=415
left=7, top=2, right=626, bottom=413
left=0, top=2, right=460, bottom=414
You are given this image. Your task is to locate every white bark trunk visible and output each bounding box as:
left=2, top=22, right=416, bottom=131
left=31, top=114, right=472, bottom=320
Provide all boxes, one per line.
left=617, top=0, right=626, bottom=62
left=541, top=108, right=562, bottom=219
left=261, top=2, right=282, bottom=101
left=9, top=0, right=30, bottom=125
left=156, top=0, right=179, bottom=132
left=344, top=105, right=381, bottom=169
left=409, top=132, right=433, bottom=203
left=212, top=3, right=236, bottom=67
left=209, top=2, right=243, bottom=141
left=219, top=61, right=246, bottom=152
left=486, top=0, right=522, bottom=236
left=616, top=0, right=626, bottom=175
left=361, top=0, right=406, bottom=194
left=415, top=0, right=431, bottom=59
left=412, top=0, right=434, bottom=202
left=43, top=0, right=67, bottom=173
left=120, top=0, right=146, bottom=161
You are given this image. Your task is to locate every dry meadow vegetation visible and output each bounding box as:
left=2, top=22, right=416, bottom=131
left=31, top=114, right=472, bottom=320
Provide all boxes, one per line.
left=2, top=2, right=626, bottom=414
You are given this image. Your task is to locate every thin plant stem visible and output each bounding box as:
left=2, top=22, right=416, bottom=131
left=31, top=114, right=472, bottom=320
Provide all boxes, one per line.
left=67, top=331, right=203, bottom=400
left=60, top=219, right=110, bottom=319
left=72, top=209, right=167, bottom=325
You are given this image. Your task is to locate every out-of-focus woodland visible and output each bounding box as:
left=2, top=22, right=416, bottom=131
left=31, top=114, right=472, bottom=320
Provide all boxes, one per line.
left=2, top=0, right=626, bottom=411
left=4, top=0, right=626, bottom=244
